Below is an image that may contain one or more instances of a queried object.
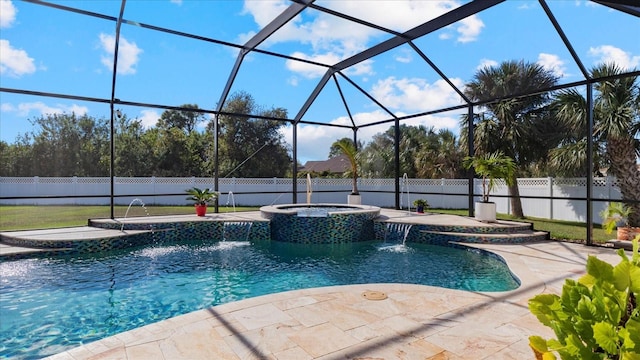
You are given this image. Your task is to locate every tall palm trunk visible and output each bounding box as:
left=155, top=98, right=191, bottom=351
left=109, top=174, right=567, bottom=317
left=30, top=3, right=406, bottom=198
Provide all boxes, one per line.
left=607, top=137, right=640, bottom=227
left=508, top=173, right=524, bottom=218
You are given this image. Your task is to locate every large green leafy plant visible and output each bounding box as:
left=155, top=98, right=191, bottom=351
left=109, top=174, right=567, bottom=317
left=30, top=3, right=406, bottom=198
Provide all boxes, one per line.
left=528, top=236, right=640, bottom=359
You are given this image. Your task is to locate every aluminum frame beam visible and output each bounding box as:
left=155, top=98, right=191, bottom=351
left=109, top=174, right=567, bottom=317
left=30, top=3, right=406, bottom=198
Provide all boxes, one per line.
left=293, top=0, right=504, bottom=122
left=593, top=0, right=640, bottom=17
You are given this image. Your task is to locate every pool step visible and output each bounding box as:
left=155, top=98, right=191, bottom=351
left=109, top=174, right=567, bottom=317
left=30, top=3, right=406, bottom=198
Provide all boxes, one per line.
left=418, top=229, right=549, bottom=244
left=0, top=226, right=155, bottom=255
left=376, top=218, right=548, bottom=245
left=415, top=221, right=535, bottom=235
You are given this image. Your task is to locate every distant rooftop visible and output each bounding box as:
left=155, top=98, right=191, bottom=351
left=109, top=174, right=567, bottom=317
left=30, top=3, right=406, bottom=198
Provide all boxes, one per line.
left=301, top=155, right=350, bottom=174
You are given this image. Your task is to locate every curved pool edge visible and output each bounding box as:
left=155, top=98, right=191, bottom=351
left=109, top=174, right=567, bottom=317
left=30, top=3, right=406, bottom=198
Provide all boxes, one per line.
left=447, top=241, right=523, bottom=290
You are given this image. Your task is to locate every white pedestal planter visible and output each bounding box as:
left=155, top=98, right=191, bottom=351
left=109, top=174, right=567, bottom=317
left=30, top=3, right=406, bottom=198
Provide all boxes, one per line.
left=348, top=194, right=361, bottom=205
left=474, top=202, right=496, bottom=222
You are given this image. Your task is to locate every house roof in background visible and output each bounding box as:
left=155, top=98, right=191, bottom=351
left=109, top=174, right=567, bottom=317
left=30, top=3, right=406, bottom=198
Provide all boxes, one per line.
left=301, top=155, right=350, bottom=173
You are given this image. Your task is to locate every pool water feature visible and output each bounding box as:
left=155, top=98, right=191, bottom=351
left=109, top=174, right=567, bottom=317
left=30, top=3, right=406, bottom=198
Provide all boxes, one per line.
left=384, top=222, right=413, bottom=244
left=0, top=240, right=519, bottom=359
left=260, top=203, right=381, bottom=243
left=222, top=221, right=253, bottom=241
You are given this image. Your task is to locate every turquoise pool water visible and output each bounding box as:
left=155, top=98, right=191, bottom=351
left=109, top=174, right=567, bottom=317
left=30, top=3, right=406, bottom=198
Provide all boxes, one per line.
left=0, top=240, right=519, bottom=359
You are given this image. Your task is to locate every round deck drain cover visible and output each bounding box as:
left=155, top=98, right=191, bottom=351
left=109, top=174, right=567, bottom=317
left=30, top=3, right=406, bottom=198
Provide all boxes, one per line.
left=362, top=290, right=387, bottom=300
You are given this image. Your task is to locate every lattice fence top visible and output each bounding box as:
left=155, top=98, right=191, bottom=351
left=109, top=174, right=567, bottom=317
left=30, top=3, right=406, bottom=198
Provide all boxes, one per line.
left=116, top=177, right=154, bottom=184
left=0, top=177, right=39, bottom=183
left=518, top=178, right=549, bottom=187
left=364, top=178, right=395, bottom=186
left=442, top=179, right=469, bottom=186
left=554, top=178, right=588, bottom=187
left=309, top=178, right=351, bottom=186
left=37, top=177, right=78, bottom=184
left=592, top=178, right=608, bottom=187
left=0, top=176, right=621, bottom=190
left=410, top=179, right=448, bottom=186
left=77, top=178, right=110, bottom=184
left=155, top=178, right=194, bottom=185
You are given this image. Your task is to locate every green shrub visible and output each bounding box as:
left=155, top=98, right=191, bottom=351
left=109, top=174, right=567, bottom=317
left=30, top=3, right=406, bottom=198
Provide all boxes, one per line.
left=528, top=236, right=640, bottom=359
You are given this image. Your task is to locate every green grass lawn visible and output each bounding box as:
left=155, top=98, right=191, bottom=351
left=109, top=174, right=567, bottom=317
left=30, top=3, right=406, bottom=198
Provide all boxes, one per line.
left=0, top=205, right=258, bottom=231
left=0, top=205, right=612, bottom=244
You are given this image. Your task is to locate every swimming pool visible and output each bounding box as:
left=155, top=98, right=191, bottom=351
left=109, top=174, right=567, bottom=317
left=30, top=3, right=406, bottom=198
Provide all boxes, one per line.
left=0, top=240, right=519, bottom=359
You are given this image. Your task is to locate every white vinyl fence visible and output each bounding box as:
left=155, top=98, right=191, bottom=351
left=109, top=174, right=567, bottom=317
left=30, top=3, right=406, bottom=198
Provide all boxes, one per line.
left=0, top=176, right=623, bottom=223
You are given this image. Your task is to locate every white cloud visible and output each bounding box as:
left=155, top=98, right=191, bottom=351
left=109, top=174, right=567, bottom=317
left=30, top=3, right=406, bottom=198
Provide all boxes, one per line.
left=280, top=112, right=382, bottom=163
left=2, top=101, right=88, bottom=117
left=370, top=76, right=464, bottom=112
left=170, top=0, right=182, bottom=5
left=319, top=0, right=480, bottom=42
left=0, top=0, right=17, bottom=28
left=280, top=123, right=336, bottom=162
left=280, top=108, right=461, bottom=163
left=395, top=49, right=412, bottom=64
left=456, top=15, right=484, bottom=43
left=1, top=102, right=16, bottom=112
left=242, top=1, right=482, bottom=78
left=476, top=59, right=498, bottom=71
left=0, top=39, right=36, bottom=77
left=344, top=59, right=374, bottom=77
left=588, top=45, right=640, bottom=70
left=99, top=33, right=143, bottom=75
left=139, top=109, right=160, bottom=128
left=517, top=2, right=536, bottom=10
left=241, top=0, right=290, bottom=30
left=285, top=51, right=340, bottom=78
left=399, top=113, right=459, bottom=131
left=287, top=76, right=299, bottom=86
left=537, top=53, right=567, bottom=78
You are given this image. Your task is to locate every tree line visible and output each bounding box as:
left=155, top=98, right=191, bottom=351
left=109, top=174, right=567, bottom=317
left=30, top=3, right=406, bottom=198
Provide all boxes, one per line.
left=319, top=61, right=639, bottom=223
left=0, top=92, right=293, bottom=178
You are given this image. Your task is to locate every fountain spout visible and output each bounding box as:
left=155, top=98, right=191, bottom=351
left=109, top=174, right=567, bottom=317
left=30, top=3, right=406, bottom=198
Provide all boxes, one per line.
left=226, top=191, right=236, bottom=212
left=120, top=198, right=150, bottom=232
left=402, top=173, right=410, bottom=212
left=306, top=173, right=313, bottom=205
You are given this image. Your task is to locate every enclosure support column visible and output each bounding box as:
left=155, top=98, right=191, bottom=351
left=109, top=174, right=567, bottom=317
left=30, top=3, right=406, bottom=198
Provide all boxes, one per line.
left=293, top=125, right=298, bottom=204
left=109, top=0, right=127, bottom=219
left=213, top=114, right=219, bottom=213
left=586, top=83, right=594, bottom=245
left=394, top=118, right=401, bottom=209
left=467, top=105, right=475, bottom=217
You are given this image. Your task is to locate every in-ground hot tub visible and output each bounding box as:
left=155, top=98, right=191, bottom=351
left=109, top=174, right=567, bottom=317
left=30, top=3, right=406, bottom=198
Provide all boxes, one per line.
left=260, top=203, right=381, bottom=244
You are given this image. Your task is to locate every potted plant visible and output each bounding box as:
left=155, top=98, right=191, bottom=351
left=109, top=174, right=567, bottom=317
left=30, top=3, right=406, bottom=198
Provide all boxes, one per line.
left=332, top=138, right=361, bottom=205
left=462, top=151, right=516, bottom=222
left=413, top=199, right=428, bottom=213
left=185, top=187, right=218, bottom=216
left=600, top=202, right=640, bottom=241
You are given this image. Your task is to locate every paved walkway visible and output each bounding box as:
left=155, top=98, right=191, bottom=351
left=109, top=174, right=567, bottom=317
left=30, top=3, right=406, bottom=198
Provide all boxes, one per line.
left=46, top=241, right=625, bottom=360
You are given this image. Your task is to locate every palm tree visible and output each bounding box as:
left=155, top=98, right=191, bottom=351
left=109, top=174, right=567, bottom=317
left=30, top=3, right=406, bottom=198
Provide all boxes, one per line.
left=551, top=63, right=640, bottom=227
left=461, top=60, right=560, bottom=218
left=463, top=151, right=516, bottom=203
left=414, top=129, right=465, bottom=179
left=331, top=138, right=360, bottom=195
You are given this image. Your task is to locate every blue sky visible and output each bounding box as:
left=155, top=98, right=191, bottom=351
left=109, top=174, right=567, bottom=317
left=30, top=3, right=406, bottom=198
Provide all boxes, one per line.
left=1, top=0, right=639, bottom=164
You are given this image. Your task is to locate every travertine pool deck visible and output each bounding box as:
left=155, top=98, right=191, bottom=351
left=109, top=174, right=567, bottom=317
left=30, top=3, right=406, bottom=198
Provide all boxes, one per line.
left=42, top=240, right=624, bottom=360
